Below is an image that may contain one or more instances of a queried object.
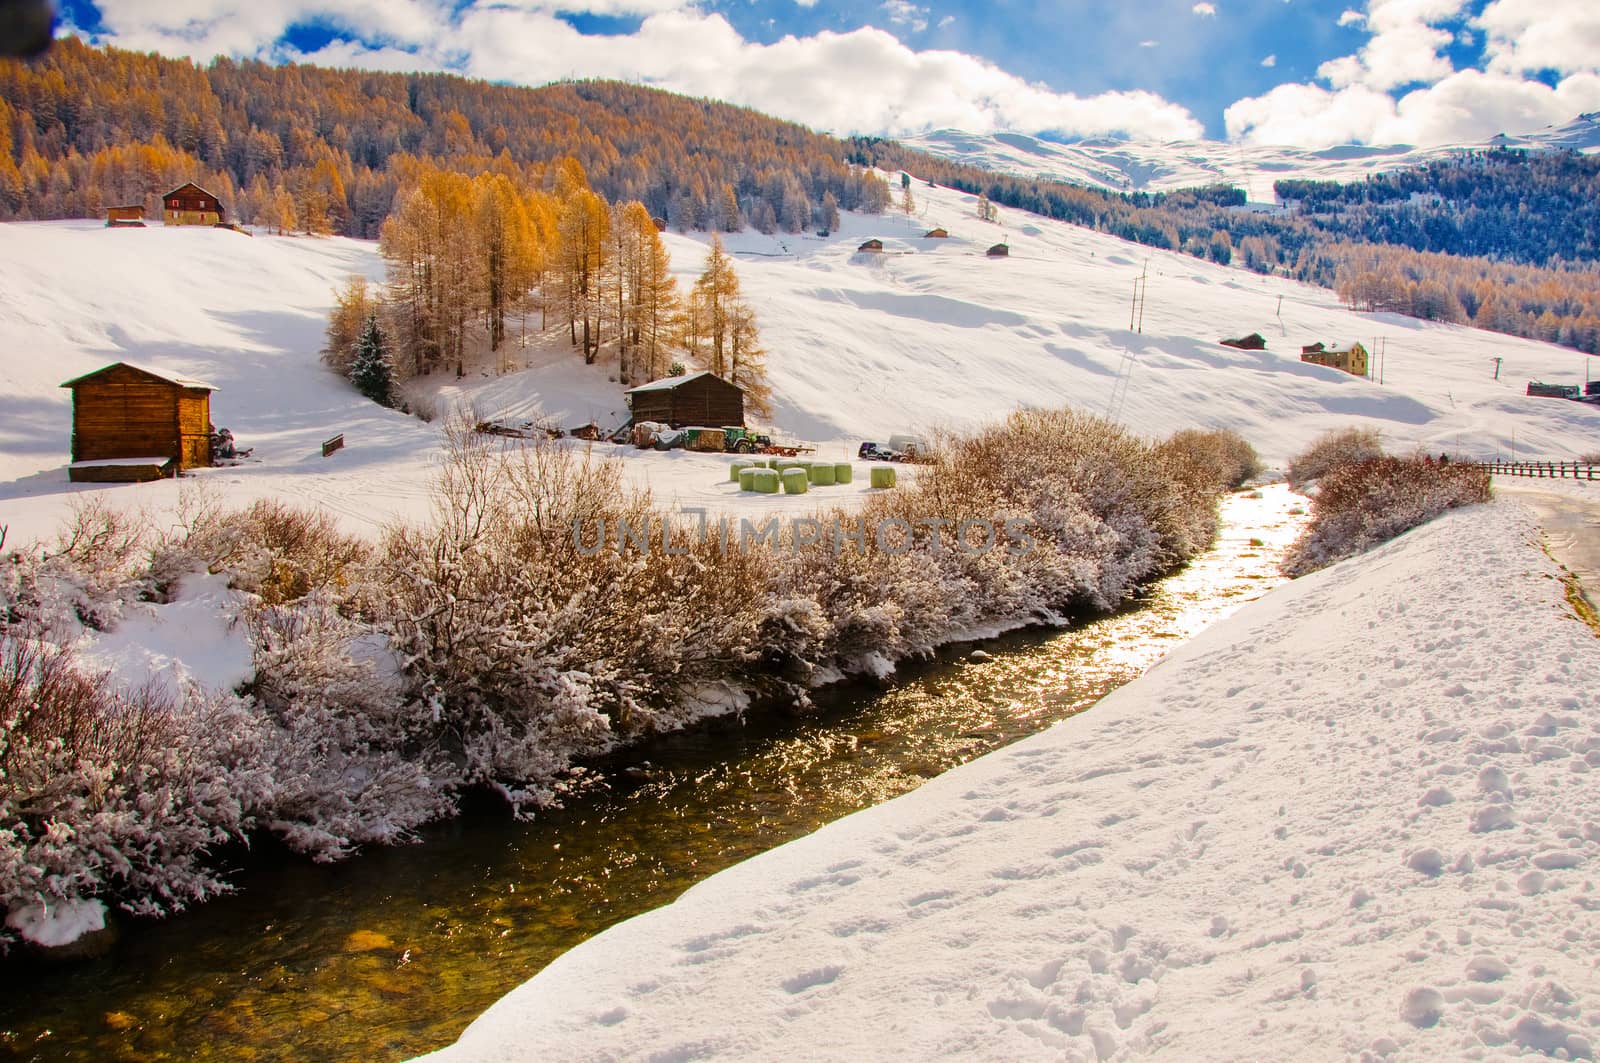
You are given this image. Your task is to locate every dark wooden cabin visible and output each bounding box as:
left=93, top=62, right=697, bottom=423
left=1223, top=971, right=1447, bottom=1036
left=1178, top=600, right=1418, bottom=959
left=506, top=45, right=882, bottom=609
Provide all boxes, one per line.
left=626, top=371, right=745, bottom=429
left=986, top=243, right=1010, bottom=257
left=61, top=363, right=216, bottom=482
left=162, top=182, right=225, bottom=227
left=857, top=238, right=884, bottom=253
left=923, top=227, right=949, bottom=238
left=105, top=204, right=146, bottom=227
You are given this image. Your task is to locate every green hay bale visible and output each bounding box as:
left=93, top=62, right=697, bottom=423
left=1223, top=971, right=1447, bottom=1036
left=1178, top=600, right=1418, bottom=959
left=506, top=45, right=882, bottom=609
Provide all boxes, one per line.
left=808, top=462, right=837, bottom=486
left=751, top=468, right=781, bottom=494
left=729, top=459, right=755, bottom=482
left=781, top=468, right=810, bottom=494
left=834, top=463, right=854, bottom=484
left=870, top=465, right=897, bottom=489
left=738, top=468, right=760, bottom=492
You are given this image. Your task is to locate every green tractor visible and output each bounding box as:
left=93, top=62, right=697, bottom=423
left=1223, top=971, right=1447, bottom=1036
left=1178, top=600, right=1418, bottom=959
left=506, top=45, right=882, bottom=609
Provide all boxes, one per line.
left=721, top=426, right=772, bottom=453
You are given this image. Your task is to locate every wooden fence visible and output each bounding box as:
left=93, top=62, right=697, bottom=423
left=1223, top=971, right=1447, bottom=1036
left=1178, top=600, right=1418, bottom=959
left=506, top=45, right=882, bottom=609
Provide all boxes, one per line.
left=1472, top=460, right=1597, bottom=480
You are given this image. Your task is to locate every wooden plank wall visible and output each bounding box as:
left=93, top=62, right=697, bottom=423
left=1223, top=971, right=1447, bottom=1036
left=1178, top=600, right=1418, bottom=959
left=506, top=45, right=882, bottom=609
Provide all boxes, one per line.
left=176, top=391, right=212, bottom=469
left=70, top=366, right=181, bottom=464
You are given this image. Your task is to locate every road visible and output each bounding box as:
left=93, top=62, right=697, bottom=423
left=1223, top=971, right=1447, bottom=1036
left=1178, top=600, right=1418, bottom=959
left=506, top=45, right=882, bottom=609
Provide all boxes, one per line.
left=1494, top=479, right=1600, bottom=610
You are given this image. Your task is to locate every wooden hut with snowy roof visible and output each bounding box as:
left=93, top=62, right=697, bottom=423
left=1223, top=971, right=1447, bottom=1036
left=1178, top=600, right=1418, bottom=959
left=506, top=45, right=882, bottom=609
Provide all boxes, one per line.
left=857, top=238, right=884, bottom=253
left=625, top=371, right=744, bottom=429
left=61, top=362, right=216, bottom=481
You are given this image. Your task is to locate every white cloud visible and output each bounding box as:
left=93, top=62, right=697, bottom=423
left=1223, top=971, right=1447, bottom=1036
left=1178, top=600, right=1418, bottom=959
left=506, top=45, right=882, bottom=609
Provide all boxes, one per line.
left=1261, top=54, right=1277, bottom=67
left=881, top=0, right=928, bottom=34
left=1192, top=3, right=1217, bottom=15
left=1316, top=0, right=1468, bottom=93
left=1337, top=9, right=1365, bottom=25
left=1139, top=39, right=1159, bottom=47
left=87, top=2, right=1203, bottom=141
left=793, top=0, right=819, bottom=7
left=1477, top=0, right=1600, bottom=77
left=936, top=14, right=955, bottom=29
left=1225, top=68, right=1600, bottom=146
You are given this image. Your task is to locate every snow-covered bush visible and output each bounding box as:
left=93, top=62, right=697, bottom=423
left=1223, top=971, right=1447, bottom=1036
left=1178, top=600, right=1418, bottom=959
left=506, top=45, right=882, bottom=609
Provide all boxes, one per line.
left=1158, top=427, right=1263, bottom=492
left=1282, top=457, right=1492, bottom=576
left=1287, top=427, right=1385, bottom=491
left=247, top=595, right=454, bottom=860
left=1, top=498, right=153, bottom=641
left=0, top=639, right=267, bottom=950
left=153, top=489, right=369, bottom=606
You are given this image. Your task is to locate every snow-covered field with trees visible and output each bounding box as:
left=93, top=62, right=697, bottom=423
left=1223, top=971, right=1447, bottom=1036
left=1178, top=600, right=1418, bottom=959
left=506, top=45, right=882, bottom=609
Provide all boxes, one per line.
left=2, top=177, right=1596, bottom=546
left=3, top=176, right=1599, bottom=1056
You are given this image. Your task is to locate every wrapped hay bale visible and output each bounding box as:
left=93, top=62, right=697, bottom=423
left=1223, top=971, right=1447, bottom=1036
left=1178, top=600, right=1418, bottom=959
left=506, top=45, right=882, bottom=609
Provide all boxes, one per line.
left=834, top=463, right=854, bottom=484
left=808, top=462, right=837, bottom=486
left=751, top=468, right=782, bottom=494
left=729, top=459, right=755, bottom=482
left=738, top=467, right=761, bottom=491
left=870, top=465, right=897, bottom=489
left=781, top=468, right=810, bottom=494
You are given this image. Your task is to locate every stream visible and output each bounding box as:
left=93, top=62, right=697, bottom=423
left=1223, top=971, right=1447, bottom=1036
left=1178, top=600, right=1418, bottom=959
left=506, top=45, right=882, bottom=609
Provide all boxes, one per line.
left=0, top=485, right=1306, bottom=1063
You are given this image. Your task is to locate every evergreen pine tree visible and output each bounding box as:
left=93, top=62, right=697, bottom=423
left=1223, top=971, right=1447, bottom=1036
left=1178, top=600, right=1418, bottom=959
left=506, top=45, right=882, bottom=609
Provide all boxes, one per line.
left=350, top=313, right=394, bottom=406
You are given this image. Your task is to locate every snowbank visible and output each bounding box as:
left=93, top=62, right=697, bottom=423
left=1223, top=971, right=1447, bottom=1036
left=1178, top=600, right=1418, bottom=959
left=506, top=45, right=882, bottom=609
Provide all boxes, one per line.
left=422, top=498, right=1600, bottom=1061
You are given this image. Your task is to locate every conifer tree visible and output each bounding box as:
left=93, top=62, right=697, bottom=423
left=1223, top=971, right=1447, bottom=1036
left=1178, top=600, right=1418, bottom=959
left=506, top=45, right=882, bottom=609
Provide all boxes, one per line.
left=350, top=313, right=394, bottom=406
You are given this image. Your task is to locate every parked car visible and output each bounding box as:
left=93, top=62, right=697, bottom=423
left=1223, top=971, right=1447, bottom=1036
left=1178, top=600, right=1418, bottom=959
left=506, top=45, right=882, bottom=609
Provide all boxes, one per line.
left=859, top=441, right=903, bottom=462
left=888, top=434, right=930, bottom=461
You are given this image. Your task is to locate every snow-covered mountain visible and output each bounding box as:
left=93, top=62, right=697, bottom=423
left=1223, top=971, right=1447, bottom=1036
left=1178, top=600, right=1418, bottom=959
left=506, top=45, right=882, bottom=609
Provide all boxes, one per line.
left=901, top=113, right=1600, bottom=200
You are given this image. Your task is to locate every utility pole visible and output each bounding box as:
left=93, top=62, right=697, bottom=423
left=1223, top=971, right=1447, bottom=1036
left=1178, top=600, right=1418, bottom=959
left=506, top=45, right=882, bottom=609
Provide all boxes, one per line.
left=1136, top=260, right=1149, bottom=334
left=1493, top=356, right=1503, bottom=381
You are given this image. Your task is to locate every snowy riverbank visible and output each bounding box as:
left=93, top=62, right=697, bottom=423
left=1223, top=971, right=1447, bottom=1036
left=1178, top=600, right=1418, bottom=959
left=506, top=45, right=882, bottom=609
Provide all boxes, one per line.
left=422, top=496, right=1600, bottom=1061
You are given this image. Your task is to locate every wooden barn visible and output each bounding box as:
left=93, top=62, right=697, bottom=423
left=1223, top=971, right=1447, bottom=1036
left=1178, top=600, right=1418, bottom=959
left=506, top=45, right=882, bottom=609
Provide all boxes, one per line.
left=626, top=371, right=744, bottom=429
left=105, top=204, right=146, bottom=227
left=61, top=363, right=216, bottom=482
left=162, top=182, right=225, bottom=227
left=986, top=242, right=1010, bottom=257
left=923, top=227, right=949, bottom=239
left=857, top=238, right=884, bottom=253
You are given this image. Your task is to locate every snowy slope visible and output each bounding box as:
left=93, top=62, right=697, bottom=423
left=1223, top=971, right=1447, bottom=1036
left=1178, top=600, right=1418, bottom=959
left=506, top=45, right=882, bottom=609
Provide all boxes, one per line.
left=901, top=113, right=1600, bottom=199
left=4, top=180, right=1598, bottom=549
left=421, top=491, right=1600, bottom=1062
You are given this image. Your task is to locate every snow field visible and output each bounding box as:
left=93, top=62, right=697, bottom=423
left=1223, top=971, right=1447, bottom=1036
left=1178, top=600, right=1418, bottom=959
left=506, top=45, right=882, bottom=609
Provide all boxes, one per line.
left=4, top=175, right=1599, bottom=551
left=423, top=493, right=1600, bottom=1061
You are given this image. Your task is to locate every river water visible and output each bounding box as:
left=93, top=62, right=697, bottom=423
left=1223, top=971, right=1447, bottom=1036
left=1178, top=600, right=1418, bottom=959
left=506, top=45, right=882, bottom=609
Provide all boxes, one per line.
left=0, top=485, right=1306, bottom=1062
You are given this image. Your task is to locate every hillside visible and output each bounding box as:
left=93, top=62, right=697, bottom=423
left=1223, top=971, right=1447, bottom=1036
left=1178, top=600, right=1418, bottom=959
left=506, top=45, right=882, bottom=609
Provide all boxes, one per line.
left=901, top=113, right=1600, bottom=198
left=3, top=179, right=1597, bottom=549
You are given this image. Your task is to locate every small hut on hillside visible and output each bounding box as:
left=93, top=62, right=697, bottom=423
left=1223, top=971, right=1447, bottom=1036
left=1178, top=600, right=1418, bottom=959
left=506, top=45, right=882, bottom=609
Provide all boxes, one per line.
left=626, top=371, right=744, bottom=429
left=923, top=227, right=949, bottom=239
left=105, top=205, right=146, bottom=228
left=986, top=243, right=1010, bottom=257
left=162, top=182, right=225, bottom=227
left=61, top=362, right=216, bottom=481
left=857, top=238, right=884, bottom=253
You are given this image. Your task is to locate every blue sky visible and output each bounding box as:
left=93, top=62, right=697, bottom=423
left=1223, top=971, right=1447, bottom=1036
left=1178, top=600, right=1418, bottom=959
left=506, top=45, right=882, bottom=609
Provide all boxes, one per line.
left=54, top=0, right=1600, bottom=146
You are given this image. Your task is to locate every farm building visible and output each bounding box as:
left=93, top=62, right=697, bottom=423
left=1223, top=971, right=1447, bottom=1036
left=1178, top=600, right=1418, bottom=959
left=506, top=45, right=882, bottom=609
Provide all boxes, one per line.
left=1300, top=341, right=1369, bottom=378
left=105, top=204, right=146, bottom=227
left=924, top=227, right=949, bottom=239
left=626, top=371, right=744, bottom=429
left=60, top=362, right=216, bottom=482
left=1527, top=381, right=1581, bottom=399
left=163, top=182, right=225, bottom=226
left=857, top=239, right=884, bottom=253
left=986, top=243, right=1010, bottom=257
